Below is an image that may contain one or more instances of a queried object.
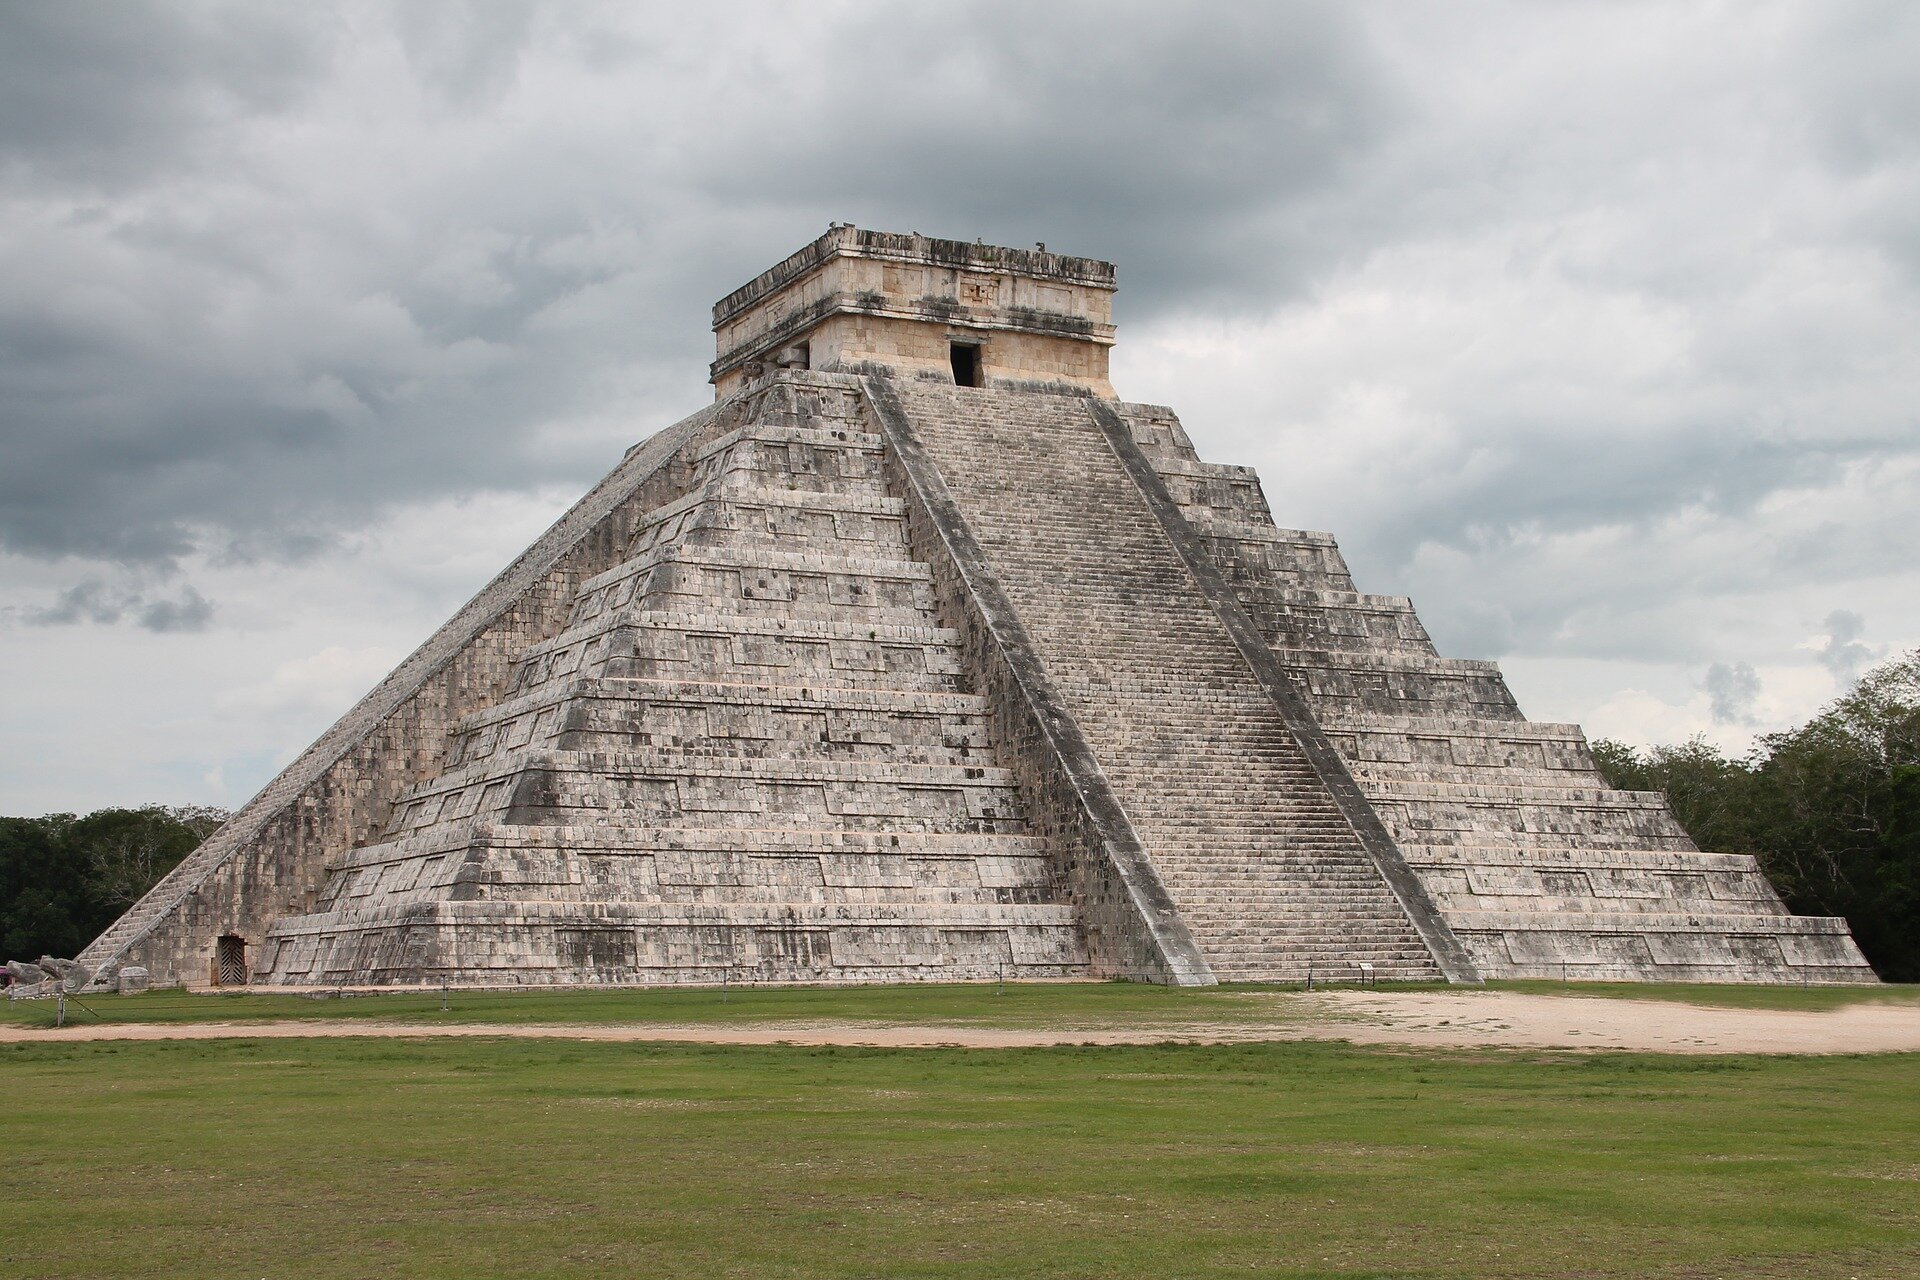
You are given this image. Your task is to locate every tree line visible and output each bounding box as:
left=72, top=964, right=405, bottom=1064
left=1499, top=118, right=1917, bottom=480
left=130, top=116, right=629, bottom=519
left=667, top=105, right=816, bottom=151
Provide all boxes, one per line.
left=0, top=805, right=226, bottom=962
left=1591, top=650, right=1919, bottom=981
left=3, top=653, right=1914, bottom=980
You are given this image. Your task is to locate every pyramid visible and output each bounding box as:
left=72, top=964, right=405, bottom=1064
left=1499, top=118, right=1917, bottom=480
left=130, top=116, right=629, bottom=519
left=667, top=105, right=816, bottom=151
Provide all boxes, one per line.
left=81, top=227, right=1874, bottom=988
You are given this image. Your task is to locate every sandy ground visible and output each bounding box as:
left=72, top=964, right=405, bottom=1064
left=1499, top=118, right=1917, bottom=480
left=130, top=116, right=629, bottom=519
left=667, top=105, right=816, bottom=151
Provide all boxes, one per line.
left=4, top=989, right=1918, bottom=1054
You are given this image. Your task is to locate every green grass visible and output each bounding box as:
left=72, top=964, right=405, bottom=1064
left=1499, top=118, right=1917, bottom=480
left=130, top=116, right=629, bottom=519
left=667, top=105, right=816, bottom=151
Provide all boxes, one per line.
left=0, top=980, right=1377, bottom=1031
left=1, top=1036, right=1915, bottom=1278
left=5, top=978, right=1914, bottom=1032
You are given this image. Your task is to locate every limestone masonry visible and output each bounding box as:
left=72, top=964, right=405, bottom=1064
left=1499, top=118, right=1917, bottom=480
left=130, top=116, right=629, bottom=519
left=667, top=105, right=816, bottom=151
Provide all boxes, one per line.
left=80, top=227, right=1874, bottom=989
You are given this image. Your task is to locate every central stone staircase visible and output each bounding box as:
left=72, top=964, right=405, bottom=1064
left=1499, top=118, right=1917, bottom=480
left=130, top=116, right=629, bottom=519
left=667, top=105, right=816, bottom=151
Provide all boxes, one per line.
left=888, top=382, right=1442, bottom=982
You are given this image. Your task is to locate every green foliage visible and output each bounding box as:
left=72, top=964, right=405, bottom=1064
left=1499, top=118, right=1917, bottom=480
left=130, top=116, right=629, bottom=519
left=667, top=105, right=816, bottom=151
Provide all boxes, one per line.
left=0, top=805, right=226, bottom=962
left=0, top=817, right=85, bottom=958
left=1592, top=650, right=1920, bottom=981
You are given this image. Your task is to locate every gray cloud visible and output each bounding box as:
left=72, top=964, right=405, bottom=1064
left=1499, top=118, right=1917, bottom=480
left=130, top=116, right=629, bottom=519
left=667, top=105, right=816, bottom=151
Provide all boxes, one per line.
left=1816, top=609, right=1879, bottom=684
left=17, top=578, right=214, bottom=632
left=5, top=3, right=1916, bottom=597
left=1705, top=662, right=1763, bottom=726
left=0, top=0, right=1409, bottom=580
left=390, top=1, right=540, bottom=106
left=0, top=1, right=336, bottom=188
left=697, top=3, right=1398, bottom=315
left=138, top=586, right=215, bottom=633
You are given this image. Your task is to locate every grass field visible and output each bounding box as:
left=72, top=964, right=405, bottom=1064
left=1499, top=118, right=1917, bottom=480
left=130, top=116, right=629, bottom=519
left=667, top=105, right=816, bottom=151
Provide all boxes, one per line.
left=1, top=979, right=1354, bottom=1031
left=2, top=1034, right=1915, bottom=1278
left=5, top=978, right=1917, bottom=1032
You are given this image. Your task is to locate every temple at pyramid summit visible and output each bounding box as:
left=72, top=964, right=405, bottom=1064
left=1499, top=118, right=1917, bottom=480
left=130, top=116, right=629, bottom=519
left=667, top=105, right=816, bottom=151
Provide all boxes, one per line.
left=80, top=226, right=1874, bottom=990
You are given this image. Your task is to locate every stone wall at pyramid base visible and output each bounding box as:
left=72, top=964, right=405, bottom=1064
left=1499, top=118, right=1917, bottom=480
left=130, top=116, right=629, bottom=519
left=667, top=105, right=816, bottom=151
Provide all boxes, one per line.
left=261, top=822, right=1091, bottom=987
left=265, top=906, right=1087, bottom=988
left=1446, top=910, right=1869, bottom=984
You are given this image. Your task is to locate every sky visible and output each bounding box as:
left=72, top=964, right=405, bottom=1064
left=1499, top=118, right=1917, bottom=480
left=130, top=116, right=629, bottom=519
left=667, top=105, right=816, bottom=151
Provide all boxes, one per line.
left=2, top=0, right=1917, bottom=815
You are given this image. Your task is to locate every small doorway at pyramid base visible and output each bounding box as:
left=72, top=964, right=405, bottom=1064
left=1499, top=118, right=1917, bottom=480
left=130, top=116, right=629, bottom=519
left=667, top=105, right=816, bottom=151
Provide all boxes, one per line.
left=213, top=934, right=249, bottom=987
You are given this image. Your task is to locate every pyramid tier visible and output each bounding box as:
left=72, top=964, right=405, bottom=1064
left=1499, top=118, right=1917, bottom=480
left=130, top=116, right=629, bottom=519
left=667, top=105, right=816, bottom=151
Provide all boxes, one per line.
left=268, top=824, right=1084, bottom=986
left=508, top=614, right=967, bottom=698
left=1269, top=648, right=1526, bottom=721
left=319, top=825, right=1061, bottom=906
left=1181, top=517, right=1360, bottom=594
left=629, top=485, right=909, bottom=561
left=550, top=543, right=943, bottom=629
left=449, top=678, right=993, bottom=771
left=689, top=420, right=891, bottom=497
left=268, top=903, right=1084, bottom=987
left=383, top=747, right=1027, bottom=836
left=1444, top=910, right=1866, bottom=981
left=1321, top=711, right=1598, bottom=773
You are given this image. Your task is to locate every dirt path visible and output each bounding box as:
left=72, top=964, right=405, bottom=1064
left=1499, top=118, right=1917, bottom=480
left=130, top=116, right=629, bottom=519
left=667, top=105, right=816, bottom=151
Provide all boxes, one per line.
left=1316, top=990, right=1920, bottom=1054
left=5, top=989, right=1918, bottom=1054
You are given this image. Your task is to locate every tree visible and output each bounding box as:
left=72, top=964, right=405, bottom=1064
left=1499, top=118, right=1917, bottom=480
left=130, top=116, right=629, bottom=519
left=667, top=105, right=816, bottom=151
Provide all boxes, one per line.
left=0, top=805, right=227, bottom=964
left=1752, top=653, right=1920, bottom=979
left=66, top=806, right=222, bottom=910
left=1595, top=651, right=1920, bottom=981
left=0, top=816, right=92, bottom=959
left=1588, top=736, right=1764, bottom=857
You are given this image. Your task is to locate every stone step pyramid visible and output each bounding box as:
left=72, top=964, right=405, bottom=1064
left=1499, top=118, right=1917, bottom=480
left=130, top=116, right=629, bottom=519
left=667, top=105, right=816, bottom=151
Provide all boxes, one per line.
left=80, top=226, right=1874, bottom=989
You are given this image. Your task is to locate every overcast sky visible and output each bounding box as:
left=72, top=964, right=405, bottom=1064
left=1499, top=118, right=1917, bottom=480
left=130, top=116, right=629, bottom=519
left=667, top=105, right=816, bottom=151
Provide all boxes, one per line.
left=3, top=0, right=1917, bottom=814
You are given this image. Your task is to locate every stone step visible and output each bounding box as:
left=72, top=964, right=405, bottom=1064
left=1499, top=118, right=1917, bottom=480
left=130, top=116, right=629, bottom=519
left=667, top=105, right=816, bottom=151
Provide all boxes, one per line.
left=270, top=898, right=1084, bottom=934
left=691, top=419, right=884, bottom=464
left=1403, top=844, right=1754, bottom=869
left=333, top=823, right=1053, bottom=871
left=509, top=612, right=968, bottom=698
left=391, top=746, right=1021, bottom=812
left=1361, top=779, right=1675, bottom=807
left=448, top=679, right=993, bottom=770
